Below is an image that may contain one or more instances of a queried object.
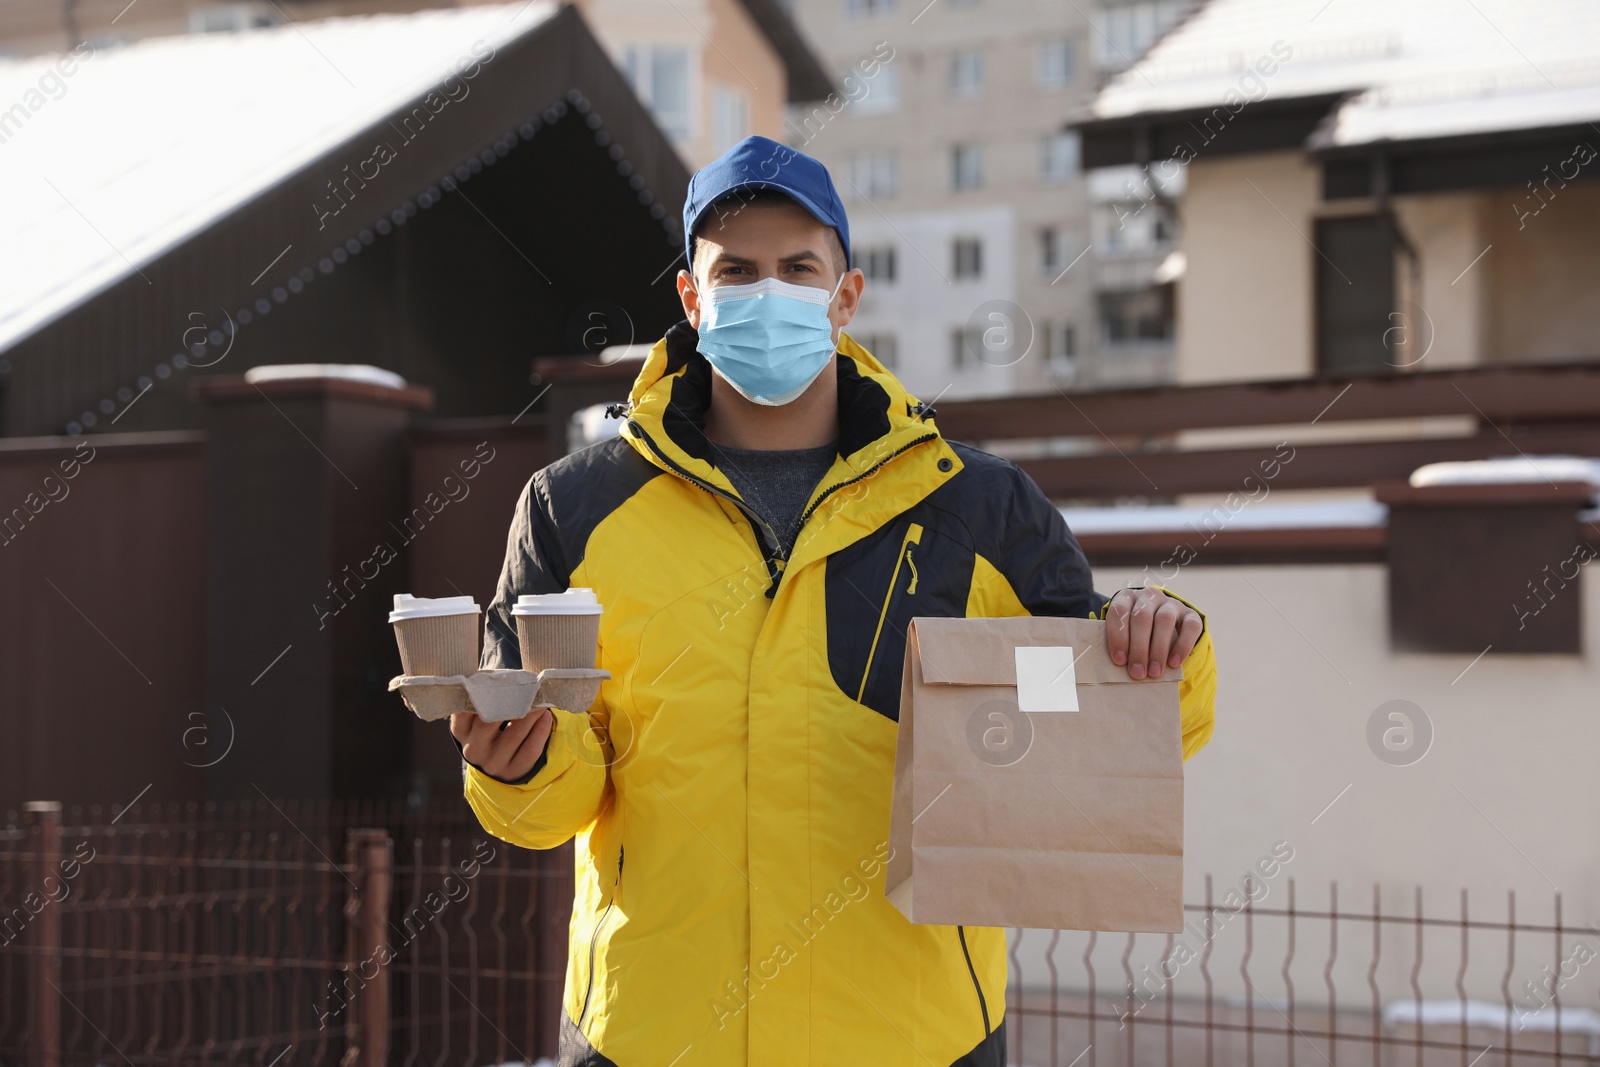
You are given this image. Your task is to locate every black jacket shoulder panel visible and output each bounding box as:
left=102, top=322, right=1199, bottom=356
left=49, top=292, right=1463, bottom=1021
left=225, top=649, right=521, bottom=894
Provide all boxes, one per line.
left=916, top=440, right=1034, bottom=553
left=481, top=435, right=662, bottom=671
left=536, top=434, right=665, bottom=570
left=929, top=439, right=1103, bottom=620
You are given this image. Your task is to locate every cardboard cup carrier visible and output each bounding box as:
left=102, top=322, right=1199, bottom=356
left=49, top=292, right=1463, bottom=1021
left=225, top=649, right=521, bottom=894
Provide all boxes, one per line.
left=512, top=589, right=602, bottom=671
left=386, top=590, right=609, bottom=725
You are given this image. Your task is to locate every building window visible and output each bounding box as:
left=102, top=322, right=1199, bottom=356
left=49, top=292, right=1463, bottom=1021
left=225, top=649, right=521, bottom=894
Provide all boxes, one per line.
left=1315, top=216, right=1396, bottom=374
left=951, top=326, right=973, bottom=368
left=1100, top=288, right=1174, bottom=344
left=845, top=0, right=895, bottom=18
left=855, top=63, right=900, bottom=112
left=1043, top=321, right=1078, bottom=376
left=949, top=50, right=984, bottom=98
left=951, top=143, right=983, bottom=191
left=1036, top=40, right=1074, bottom=89
left=952, top=237, right=982, bottom=279
left=190, top=3, right=281, bottom=31
left=1039, top=227, right=1061, bottom=275
left=1096, top=199, right=1176, bottom=253
left=623, top=46, right=693, bottom=140
left=1049, top=321, right=1077, bottom=358
left=1040, top=132, right=1080, bottom=184
left=712, top=86, right=748, bottom=155
left=1093, top=0, right=1191, bottom=71
left=855, top=333, right=899, bottom=368
left=846, top=152, right=899, bottom=199
left=859, top=245, right=897, bottom=283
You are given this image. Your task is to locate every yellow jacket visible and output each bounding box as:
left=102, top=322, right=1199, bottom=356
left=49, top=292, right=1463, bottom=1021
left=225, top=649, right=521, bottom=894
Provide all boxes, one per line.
left=464, top=325, right=1217, bottom=1066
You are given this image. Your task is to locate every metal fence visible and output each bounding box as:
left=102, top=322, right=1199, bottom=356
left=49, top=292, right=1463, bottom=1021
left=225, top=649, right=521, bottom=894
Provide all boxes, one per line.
left=0, top=798, right=570, bottom=1067
left=1005, top=878, right=1600, bottom=1067
left=5, top=802, right=1596, bottom=1067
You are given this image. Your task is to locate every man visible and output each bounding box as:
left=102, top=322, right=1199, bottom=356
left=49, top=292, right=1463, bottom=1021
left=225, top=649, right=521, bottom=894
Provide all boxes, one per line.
left=454, top=136, right=1216, bottom=1066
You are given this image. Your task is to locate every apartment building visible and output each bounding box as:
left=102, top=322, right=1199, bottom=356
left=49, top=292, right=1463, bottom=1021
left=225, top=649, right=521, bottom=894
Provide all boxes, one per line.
left=784, top=0, right=1193, bottom=399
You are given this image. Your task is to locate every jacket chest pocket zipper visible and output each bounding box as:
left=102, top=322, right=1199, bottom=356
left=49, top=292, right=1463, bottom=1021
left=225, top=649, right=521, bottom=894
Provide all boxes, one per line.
left=577, top=847, right=624, bottom=1029
left=855, top=523, right=924, bottom=703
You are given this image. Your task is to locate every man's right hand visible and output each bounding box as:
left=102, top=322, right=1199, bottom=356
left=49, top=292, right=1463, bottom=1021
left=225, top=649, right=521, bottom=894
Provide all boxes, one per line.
left=452, top=708, right=553, bottom=782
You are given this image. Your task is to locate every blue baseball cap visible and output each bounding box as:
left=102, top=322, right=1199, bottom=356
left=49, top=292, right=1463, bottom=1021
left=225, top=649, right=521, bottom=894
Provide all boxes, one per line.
left=682, top=135, right=852, bottom=270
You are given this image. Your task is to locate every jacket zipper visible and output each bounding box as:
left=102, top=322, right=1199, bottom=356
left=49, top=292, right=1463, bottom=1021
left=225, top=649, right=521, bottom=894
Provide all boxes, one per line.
left=627, top=420, right=786, bottom=584
left=794, top=432, right=938, bottom=533
left=957, top=925, right=992, bottom=1037
left=629, top=421, right=939, bottom=596
left=577, top=846, right=624, bottom=1029
left=855, top=523, right=923, bottom=702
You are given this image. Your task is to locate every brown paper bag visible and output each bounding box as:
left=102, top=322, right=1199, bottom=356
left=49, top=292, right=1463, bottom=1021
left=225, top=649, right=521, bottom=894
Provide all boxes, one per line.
left=884, top=615, right=1184, bottom=932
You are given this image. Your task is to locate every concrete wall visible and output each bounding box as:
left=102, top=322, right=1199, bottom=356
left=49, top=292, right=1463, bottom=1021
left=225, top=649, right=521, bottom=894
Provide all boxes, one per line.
left=1177, top=151, right=1320, bottom=384
left=1390, top=191, right=1493, bottom=372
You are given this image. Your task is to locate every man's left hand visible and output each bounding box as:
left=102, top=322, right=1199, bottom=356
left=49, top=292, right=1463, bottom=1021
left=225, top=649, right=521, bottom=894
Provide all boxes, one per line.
left=1104, top=587, right=1203, bottom=680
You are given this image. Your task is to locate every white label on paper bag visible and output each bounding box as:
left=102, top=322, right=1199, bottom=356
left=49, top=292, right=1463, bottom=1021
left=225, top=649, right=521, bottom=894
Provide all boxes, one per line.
left=1015, top=646, right=1080, bottom=712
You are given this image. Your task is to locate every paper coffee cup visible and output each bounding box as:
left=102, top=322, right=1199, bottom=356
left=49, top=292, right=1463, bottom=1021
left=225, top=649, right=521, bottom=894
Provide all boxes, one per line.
left=512, top=588, right=602, bottom=670
left=389, top=594, right=480, bottom=676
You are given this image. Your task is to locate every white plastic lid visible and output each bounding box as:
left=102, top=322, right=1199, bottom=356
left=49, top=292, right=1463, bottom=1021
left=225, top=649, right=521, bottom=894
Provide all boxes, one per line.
left=389, top=594, right=480, bottom=622
left=512, top=588, right=603, bottom=615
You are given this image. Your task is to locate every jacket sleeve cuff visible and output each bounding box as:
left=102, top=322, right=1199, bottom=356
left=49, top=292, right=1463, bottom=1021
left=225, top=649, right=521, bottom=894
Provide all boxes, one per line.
left=1153, top=585, right=1208, bottom=640
left=461, top=706, right=609, bottom=851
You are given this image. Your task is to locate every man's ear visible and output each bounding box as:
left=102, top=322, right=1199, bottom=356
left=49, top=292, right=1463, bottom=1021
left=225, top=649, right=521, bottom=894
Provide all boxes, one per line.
left=677, top=269, right=703, bottom=329
left=830, top=268, right=866, bottom=337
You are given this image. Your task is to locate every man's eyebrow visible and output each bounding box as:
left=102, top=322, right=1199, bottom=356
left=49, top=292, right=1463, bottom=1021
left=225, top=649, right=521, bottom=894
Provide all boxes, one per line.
left=778, top=250, right=825, bottom=266
left=709, top=252, right=758, bottom=269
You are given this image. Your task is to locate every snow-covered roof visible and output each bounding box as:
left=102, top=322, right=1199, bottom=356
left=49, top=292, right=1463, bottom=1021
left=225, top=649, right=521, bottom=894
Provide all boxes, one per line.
left=1091, top=0, right=1600, bottom=147
left=0, top=2, right=557, bottom=354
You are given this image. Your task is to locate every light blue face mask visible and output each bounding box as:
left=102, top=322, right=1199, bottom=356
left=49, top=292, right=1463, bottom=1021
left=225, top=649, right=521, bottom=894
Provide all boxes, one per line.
left=695, top=274, right=846, bottom=406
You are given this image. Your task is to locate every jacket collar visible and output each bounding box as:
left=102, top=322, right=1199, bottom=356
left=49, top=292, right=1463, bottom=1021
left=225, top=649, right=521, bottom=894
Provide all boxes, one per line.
left=620, top=320, right=943, bottom=499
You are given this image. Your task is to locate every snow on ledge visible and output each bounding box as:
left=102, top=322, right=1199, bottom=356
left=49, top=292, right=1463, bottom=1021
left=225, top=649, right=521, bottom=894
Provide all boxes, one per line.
left=1411, top=456, right=1600, bottom=488
left=1382, top=998, right=1600, bottom=1039
left=243, top=364, right=408, bottom=390
left=1060, top=500, right=1387, bottom=536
